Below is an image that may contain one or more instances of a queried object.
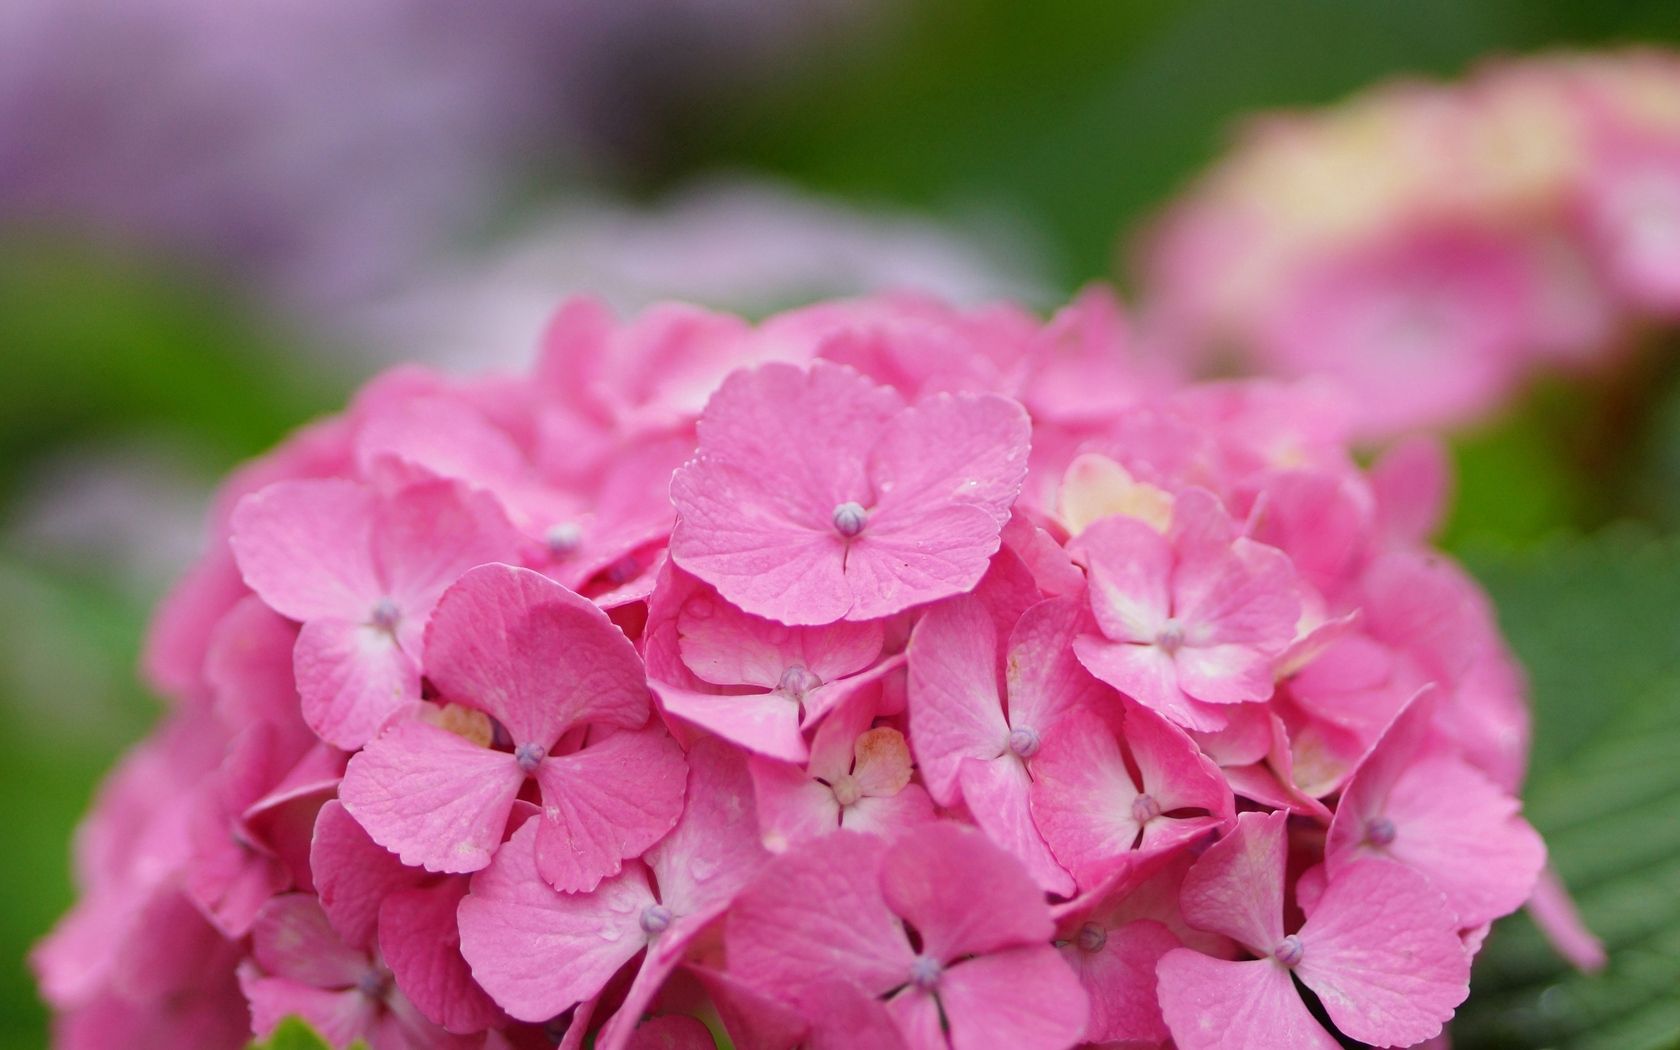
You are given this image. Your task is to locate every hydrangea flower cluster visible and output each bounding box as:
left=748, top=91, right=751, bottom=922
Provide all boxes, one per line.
left=37, top=288, right=1554, bottom=1049
left=1139, top=48, right=1680, bottom=438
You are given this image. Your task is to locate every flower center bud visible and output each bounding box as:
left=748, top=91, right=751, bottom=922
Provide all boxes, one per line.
left=776, top=664, right=820, bottom=701
left=908, top=954, right=943, bottom=991
left=369, top=597, right=401, bottom=632
left=1076, top=922, right=1107, bottom=954
left=831, top=773, right=862, bottom=808
left=514, top=742, right=547, bottom=774
left=639, top=904, right=673, bottom=935
left=832, top=501, right=868, bottom=538
left=1155, top=618, right=1186, bottom=653
left=545, top=521, right=582, bottom=557
left=1365, top=815, right=1397, bottom=847
left=357, top=968, right=390, bottom=999
left=1008, top=726, right=1041, bottom=759
left=1131, top=793, right=1161, bottom=824
left=1272, top=935, right=1304, bottom=968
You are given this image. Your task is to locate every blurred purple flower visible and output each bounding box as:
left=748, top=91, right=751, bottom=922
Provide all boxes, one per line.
left=0, top=0, right=882, bottom=309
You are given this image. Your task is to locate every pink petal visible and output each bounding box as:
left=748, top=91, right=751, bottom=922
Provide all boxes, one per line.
left=1073, top=635, right=1226, bottom=732
left=879, top=823, right=1052, bottom=961
left=690, top=965, right=811, bottom=1050
left=1174, top=641, right=1279, bottom=705
left=1028, top=710, right=1149, bottom=889
left=805, top=981, right=912, bottom=1050
left=1156, top=952, right=1340, bottom=1050
left=669, top=361, right=902, bottom=626
left=457, top=821, right=653, bottom=1023
left=1061, top=918, right=1179, bottom=1045
left=650, top=682, right=806, bottom=763
left=372, top=480, right=521, bottom=635
left=339, top=717, right=525, bottom=874
left=1177, top=810, right=1287, bottom=956
left=229, top=478, right=378, bottom=622
left=1172, top=527, right=1300, bottom=652
left=1126, top=702, right=1236, bottom=834
left=884, top=987, right=946, bottom=1050
left=250, top=893, right=370, bottom=990
left=203, top=594, right=308, bottom=744
left=294, top=617, right=419, bottom=749
left=939, top=945, right=1089, bottom=1050
left=622, top=1015, right=715, bottom=1050
left=749, top=756, right=842, bottom=852
left=851, top=726, right=916, bottom=799
left=675, top=590, right=884, bottom=689
left=644, top=738, right=769, bottom=922
left=184, top=725, right=302, bottom=937
left=1296, top=859, right=1470, bottom=1047
left=844, top=785, right=937, bottom=839
left=311, top=800, right=420, bottom=950
left=906, top=596, right=1008, bottom=805
left=1526, top=865, right=1607, bottom=972
left=379, top=879, right=503, bottom=1034
left=843, top=393, right=1029, bottom=620
left=355, top=393, right=526, bottom=495
left=866, top=392, right=1029, bottom=531
left=1331, top=751, right=1544, bottom=928
left=1002, top=596, right=1108, bottom=736
left=533, top=726, right=687, bottom=893
left=725, top=831, right=914, bottom=1005
left=425, top=564, right=651, bottom=748
left=836, top=501, right=1020, bottom=623
left=1073, top=514, right=1173, bottom=642
left=241, top=974, right=378, bottom=1048
left=957, top=757, right=1074, bottom=896
left=1370, top=435, right=1450, bottom=546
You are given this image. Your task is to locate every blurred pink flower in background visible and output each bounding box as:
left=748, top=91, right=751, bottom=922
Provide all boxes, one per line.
left=1136, top=49, right=1680, bottom=439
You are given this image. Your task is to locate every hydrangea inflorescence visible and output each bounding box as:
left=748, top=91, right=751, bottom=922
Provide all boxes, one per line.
left=37, top=288, right=1554, bottom=1048
left=1139, top=49, right=1680, bottom=438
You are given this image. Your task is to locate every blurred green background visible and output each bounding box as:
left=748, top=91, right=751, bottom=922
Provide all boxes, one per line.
left=6, top=1, right=1680, bottom=1047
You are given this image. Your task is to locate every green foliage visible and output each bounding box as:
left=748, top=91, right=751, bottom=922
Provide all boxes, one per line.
left=0, top=236, right=340, bottom=503
left=249, top=1017, right=363, bottom=1050
left=1454, top=530, right=1680, bottom=1049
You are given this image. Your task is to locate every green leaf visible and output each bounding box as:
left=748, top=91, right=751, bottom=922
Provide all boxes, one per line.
left=249, top=1017, right=365, bottom=1050
left=1454, top=529, right=1680, bottom=1050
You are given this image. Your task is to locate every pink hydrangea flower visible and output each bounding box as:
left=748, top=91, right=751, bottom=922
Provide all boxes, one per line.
left=648, top=577, right=891, bottom=761
left=907, top=594, right=1104, bottom=894
left=749, top=688, right=935, bottom=851
left=37, top=285, right=1573, bottom=1048
left=726, top=823, right=1089, bottom=1050
left=457, top=740, right=765, bottom=1037
left=339, top=563, right=685, bottom=890
left=1326, top=696, right=1546, bottom=928
left=1029, top=703, right=1234, bottom=891
left=1156, top=810, right=1470, bottom=1049
left=1136, top=49, right=1680, bottom=437
left=230, top=477, right=520, bottom=748
left=239, top=894, right=471, bottom=1049
left=669, top=360, right=1030, bottom=625
left=1072, top=488, right=1302, bottom=731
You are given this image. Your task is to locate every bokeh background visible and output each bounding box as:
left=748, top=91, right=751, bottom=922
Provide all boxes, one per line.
left=6, top=2, right=1680, bottom=1047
